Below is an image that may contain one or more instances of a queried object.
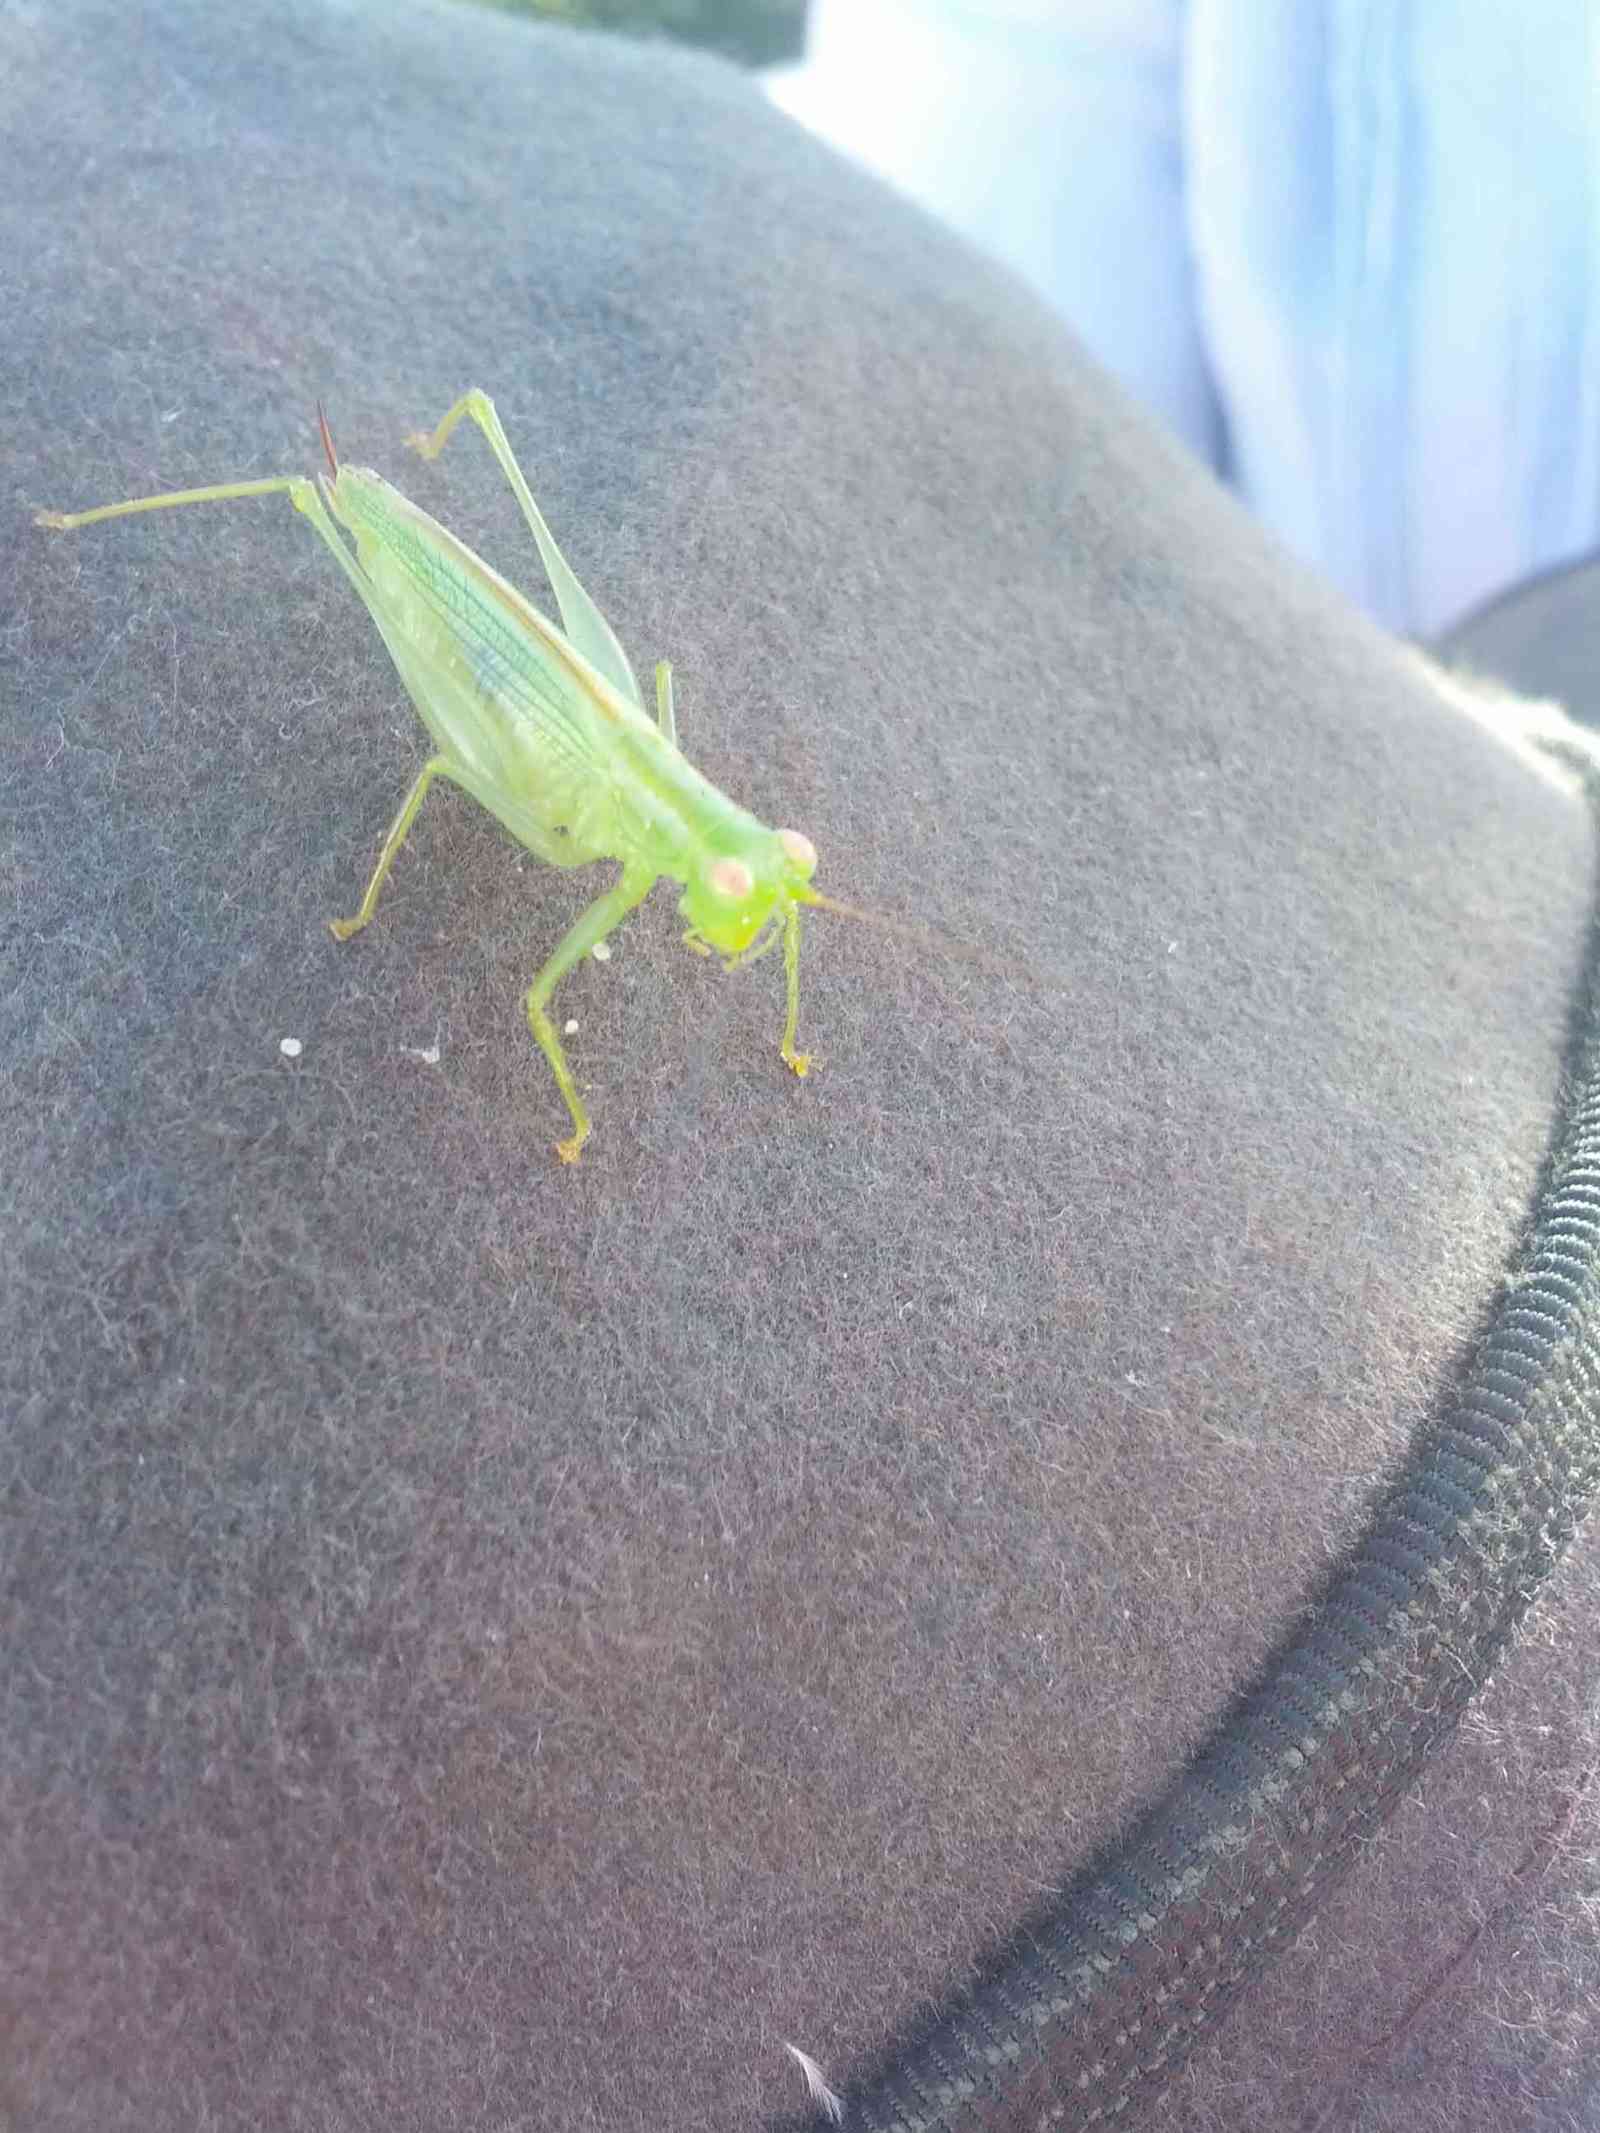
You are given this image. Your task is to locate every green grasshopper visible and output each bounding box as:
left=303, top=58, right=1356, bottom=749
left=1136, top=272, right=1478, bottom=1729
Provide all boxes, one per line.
left=38, top=390, right=837, bottom=1163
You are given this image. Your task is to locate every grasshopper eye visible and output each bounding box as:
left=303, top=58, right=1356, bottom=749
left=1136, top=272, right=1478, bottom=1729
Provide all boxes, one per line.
left=707, top=857, right=754, bottom=901
left=778, top=829, right=816, bottom=872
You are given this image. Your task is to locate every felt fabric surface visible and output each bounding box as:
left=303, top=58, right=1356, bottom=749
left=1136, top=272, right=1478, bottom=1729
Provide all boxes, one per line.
left=4, top=2, right=1599, bottom=2127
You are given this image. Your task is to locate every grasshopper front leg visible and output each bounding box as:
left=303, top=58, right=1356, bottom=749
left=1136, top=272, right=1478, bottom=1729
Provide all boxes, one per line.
left=781, top=901, right=811, bottom=1078
left=526, top=862, right=657, bottom=1163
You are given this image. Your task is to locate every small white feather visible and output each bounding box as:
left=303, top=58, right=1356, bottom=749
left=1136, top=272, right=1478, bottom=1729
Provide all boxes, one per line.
left=783, top=2041, right=845, bottom=2125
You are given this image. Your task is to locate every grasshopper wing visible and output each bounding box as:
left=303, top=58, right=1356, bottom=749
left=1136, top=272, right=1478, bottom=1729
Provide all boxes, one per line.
left=336, top=475, right=651, bottom=865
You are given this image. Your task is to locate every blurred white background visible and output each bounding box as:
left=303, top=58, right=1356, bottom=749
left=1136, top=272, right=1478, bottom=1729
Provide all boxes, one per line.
left=770, top=0, right=1600, bottom=637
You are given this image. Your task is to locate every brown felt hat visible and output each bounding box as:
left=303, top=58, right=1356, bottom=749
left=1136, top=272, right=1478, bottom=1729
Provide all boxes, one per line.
left=5, top=5, right=1598, bottom=2129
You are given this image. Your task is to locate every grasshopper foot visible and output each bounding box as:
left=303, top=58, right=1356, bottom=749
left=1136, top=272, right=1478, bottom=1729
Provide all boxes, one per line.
left=327, top=915, right=365, bottom=942
left=555, top=1132, right=586, bottom=1166
left=785, top=1051, right=813, bottom=1080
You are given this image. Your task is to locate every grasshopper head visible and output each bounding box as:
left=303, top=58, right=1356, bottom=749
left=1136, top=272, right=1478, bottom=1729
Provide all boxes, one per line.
left=679, top=828, right=818, bottom=964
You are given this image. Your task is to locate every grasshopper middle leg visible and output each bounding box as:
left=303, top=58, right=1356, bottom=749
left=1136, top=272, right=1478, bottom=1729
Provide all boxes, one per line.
left=525, top=862, right=657, bottom=1164
left=329, top=756, right=453, bottom=940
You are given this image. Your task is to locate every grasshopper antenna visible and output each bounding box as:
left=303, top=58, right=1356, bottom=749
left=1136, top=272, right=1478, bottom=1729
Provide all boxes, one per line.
left=795, top=885, right=1009, bottom=976
left=316, top=400, right=339, bottom=477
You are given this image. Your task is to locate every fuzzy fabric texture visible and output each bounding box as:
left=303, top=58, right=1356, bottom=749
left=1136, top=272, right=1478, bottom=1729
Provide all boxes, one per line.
left=4, top=3, right=1598, bottom=2128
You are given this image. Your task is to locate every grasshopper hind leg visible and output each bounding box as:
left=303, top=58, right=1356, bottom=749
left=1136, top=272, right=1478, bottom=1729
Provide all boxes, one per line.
left=655, top=662, right=677, bottom=746
left=404, top=389, right=643, bottom=712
